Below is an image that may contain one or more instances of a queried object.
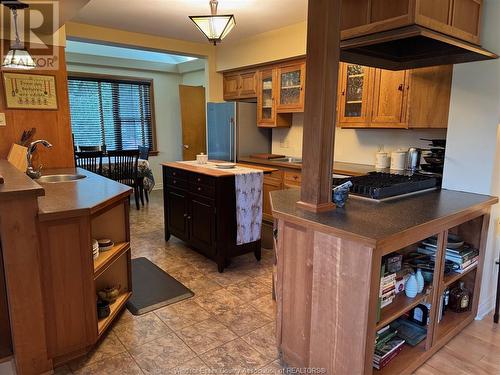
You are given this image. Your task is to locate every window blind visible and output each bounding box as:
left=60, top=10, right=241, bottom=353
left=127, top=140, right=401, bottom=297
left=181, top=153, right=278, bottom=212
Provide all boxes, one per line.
left=68, top=76, right=154, bottom=152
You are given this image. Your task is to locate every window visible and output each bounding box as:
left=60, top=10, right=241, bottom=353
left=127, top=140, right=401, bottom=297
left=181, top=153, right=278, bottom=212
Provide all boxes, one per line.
left=68, top=75, right=156, bottom=152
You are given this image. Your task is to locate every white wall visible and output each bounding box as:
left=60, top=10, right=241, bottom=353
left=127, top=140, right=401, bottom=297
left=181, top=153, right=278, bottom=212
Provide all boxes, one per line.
left=67, top=56, right=206, bottom=185
left=272, top=114, right=447, bottom=164
left=182, top=70, right=205, bottom=87
left=442, top=0, right=500, bottom=318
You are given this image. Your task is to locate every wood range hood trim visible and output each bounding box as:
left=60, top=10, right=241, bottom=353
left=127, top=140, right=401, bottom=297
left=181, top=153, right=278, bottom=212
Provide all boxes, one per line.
left=340, top=25, right=498, bottom=70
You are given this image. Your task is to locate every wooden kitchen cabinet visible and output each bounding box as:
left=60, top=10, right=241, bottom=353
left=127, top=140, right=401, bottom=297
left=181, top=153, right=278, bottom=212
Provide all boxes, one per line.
left=263, top=176, right=283, bottom=222
left=338, top=64, right=374, bottom=125
left=257, top=69, right=292, bottom=128
left=370, top=69, right=408, bottom=127
left=223, top=70, right=257, bottom=100
left=340, top=0, right=483, bottom=45
left=337, top=63, right=452, bottom=129
left=276, top=62, right=306, bottom=113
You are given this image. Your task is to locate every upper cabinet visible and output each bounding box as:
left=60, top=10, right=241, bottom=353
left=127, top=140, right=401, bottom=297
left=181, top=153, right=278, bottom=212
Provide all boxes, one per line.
left=276, top=62, right=306, bottom=113
left=337, top=63, right=453, bottom=129
left=257, top=69, right=292, bottom=128
left=223, top=70, right=257, bottom=101
left=340, top=0, right=482, bottom=45
left=338, top=64, right=374, bottom=124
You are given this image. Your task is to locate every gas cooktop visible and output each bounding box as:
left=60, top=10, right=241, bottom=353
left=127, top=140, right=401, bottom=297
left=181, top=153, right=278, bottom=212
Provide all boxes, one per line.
left=332, top=172, right=438, bottom=201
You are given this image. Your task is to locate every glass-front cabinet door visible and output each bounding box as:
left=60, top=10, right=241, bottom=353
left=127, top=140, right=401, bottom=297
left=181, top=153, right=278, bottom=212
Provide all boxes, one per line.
left=338, top=64, right=372, bottom=125
left=257, top=69, right=276, bottom=126
left=276, top=62, right=305, bottom=112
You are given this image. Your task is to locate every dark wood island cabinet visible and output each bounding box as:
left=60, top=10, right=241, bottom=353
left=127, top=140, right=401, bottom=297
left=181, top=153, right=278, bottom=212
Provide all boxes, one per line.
left=162, top=162, right=275, bottom=272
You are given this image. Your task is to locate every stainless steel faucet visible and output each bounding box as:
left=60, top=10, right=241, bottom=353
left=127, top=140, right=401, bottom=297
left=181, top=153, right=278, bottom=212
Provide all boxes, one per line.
left=26, top=140, right=53, bottom=179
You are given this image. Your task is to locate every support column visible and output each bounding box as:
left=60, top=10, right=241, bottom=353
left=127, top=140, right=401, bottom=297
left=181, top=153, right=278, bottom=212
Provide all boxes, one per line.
left=297, top=0, right=341, bottom=212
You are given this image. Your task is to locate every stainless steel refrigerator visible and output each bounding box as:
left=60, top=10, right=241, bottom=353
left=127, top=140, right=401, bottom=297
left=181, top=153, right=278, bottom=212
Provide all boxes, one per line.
left=207, top=102, right=271, bottom=162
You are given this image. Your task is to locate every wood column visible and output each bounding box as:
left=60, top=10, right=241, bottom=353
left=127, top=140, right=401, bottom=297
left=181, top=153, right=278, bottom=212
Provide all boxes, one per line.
left=0, top=196, right=52, bottom=374
left=297, top=0, right=341, bottom=212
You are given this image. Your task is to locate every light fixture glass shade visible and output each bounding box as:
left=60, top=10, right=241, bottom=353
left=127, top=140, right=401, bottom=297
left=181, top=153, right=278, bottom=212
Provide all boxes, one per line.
left=2, top=48, right=36, bottom=69
left=189, top=14, right=235, bottom=45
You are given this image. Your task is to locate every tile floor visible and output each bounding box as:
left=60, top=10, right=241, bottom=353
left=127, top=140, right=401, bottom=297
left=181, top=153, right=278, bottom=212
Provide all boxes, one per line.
left=60, top=190, right=280, bottom=374
left=0, top=190, right=491, bottom=374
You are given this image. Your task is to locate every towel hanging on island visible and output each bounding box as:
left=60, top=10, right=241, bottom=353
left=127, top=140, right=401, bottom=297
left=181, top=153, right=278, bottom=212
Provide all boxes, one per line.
left=234, top=171, right=263, bottom=245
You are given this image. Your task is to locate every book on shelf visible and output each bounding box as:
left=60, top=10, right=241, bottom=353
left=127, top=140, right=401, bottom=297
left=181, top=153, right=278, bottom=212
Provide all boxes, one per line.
left=373, top=329, right=405, bottom=370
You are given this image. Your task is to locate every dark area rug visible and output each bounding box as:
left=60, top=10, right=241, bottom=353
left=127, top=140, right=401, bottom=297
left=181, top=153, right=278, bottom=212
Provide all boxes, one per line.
left=126, top=257, right=194, bottom=315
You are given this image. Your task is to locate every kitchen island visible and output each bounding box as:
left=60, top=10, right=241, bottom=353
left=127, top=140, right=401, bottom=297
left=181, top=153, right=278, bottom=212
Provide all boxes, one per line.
left=271, top=188, right=497, bottom=374
left=0, top=161, right=132, bottom=373
left=162, top=161, right=276, bottom=272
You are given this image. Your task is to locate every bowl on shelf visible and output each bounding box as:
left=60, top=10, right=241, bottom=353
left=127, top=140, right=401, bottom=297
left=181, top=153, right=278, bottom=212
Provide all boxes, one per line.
left=97, top=299, right=110, bottom=319
left=97, top=239, right=114, bottom=252
left=98, top=286, right=121, bottom=304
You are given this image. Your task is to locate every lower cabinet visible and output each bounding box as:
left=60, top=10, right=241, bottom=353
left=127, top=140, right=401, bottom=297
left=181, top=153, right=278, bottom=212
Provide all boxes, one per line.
left=163, top=166, right=261, bottom=272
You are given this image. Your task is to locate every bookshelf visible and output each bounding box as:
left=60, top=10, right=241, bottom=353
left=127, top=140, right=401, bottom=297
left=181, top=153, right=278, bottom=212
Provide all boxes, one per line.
left=371, top=214, right=489, bottom=374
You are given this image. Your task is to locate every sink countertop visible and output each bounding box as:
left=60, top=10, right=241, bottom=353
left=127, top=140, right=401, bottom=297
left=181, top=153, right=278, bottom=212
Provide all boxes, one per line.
left=37, top=168, right=132, bottom=221
left=237, top=157, right=376, bottom=176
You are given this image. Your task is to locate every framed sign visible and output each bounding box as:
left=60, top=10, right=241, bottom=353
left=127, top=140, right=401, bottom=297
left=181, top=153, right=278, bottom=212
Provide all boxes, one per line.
left=2, top=73, right=58, bottom=110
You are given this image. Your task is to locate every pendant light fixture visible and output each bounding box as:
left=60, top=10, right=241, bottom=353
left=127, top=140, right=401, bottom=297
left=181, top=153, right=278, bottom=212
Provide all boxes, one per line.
left=1, top=1, right=36, bottom=69
left=189, top=0, right=235, bottom=46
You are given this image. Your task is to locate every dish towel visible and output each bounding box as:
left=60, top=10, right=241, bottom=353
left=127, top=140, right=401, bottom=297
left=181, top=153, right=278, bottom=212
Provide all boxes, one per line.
left=234, top=171, right=263, bottom=245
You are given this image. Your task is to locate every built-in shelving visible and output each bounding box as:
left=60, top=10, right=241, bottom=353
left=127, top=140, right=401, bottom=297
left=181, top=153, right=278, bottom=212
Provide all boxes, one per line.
left=93, top=242, right=130, bottom=278
left=97, top=292, right=132, bottom=336
left=435, top=310, right=473, bottom=343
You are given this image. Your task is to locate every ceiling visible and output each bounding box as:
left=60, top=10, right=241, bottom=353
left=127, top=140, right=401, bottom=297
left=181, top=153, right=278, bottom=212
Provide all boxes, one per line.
left=71, top=0, right=308, bottom=44
left=66, top=40, right=197, bottom=64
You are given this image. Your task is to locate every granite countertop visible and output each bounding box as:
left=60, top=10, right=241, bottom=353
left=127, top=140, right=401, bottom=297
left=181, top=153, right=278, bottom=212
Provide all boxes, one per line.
left=0, top=160, right=44, bottom=200
left=271, top=188, right=498, bottom=246
left=162, top=161, right=278, bottom=177
left=37, top=168, right=132, bottom=221
left=237, top=157, right=376, bottom=176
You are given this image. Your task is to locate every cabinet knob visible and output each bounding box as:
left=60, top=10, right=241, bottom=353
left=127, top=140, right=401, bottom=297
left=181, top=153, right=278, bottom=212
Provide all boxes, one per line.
left=197, top=178, right=201, bottom=182
left=398, top=84, right=404, bottom=91
left=172, top=172, right=176, bottom=176
left=197, top=187, right=202, bottom=191
left=173, top=180, right=177, bottom=184
left=183, top=213, right=188, bottom=218
left=187, top=216, right=192, bottom=220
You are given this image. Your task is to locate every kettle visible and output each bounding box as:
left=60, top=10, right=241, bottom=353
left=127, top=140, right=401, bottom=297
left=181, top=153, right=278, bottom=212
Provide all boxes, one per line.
left=406, top=147, right=422, bottom=172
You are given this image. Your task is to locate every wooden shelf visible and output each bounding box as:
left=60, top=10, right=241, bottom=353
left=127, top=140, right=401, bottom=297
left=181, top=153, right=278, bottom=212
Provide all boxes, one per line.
left=436, top=310, right=473, bottom=342
left=346, top=100, right=363, bottom=104
left=376, top=291, right=430, bottom=330
left=281, top=85, right=301, bottom=89
left=93, top=242, right=130, bottom=278
left=97, top=291, right=131, bottom=336
left=376, top=341, right=426, bottom=374
left=442, top=263, right=478, bottom=289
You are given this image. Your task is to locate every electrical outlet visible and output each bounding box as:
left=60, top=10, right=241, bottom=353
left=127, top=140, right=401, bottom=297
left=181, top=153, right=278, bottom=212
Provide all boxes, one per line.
left=0, top=113, right=6, bottom=127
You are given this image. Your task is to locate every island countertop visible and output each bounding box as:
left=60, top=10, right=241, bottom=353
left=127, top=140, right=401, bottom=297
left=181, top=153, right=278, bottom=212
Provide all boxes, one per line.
left=271, top=188, right=498, bottom=251
left=162, top=161, right=278, bottom=177
left=37, top=167, right=132, bottom=221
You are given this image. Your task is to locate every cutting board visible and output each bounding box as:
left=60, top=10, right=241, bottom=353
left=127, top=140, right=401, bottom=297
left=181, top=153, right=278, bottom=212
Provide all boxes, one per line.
left=249, top=153, right=286, bottom=160
left=7, top=144, right=28, bottom=172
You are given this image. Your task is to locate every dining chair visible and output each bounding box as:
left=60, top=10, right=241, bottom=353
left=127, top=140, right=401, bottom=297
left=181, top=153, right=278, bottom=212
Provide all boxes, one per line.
left=138, top=146, right=150, bottom=160
left=138, top=146, right=150, bottom=204
left=74, top=151, right=103, bottom=175
left=107, top=150, right=140, bottom=210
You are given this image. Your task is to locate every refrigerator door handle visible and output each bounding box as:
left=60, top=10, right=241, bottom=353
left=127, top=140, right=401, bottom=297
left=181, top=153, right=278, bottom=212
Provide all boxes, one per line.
left=229, top=117, right=235, bottom=162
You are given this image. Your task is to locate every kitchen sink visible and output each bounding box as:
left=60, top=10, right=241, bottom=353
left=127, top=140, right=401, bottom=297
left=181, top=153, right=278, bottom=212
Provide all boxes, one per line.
left=37, top=174, right=87, bottom=183
left=274, top=157, right=303, bottom=163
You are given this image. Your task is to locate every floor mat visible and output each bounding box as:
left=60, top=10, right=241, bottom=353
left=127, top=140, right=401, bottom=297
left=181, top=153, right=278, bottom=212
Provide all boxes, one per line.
left=126, top=257, right=194, bottom=315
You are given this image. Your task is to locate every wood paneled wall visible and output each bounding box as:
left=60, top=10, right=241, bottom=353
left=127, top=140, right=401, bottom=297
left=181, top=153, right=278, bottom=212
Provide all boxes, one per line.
left=0, top=44, right=74, bottom=168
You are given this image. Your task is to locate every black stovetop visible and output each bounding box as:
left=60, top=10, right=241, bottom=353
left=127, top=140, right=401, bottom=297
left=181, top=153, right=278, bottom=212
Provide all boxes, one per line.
left=332, top=172, right=438, bottom=200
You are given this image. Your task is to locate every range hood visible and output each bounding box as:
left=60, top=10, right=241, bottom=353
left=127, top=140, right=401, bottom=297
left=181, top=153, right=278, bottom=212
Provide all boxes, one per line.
left=340, top=25, right=498, bottom=71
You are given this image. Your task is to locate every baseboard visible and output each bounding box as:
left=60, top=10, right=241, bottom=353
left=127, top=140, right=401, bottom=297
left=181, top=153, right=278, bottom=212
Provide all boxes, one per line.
left=476, top=294, right=496, bottom=320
